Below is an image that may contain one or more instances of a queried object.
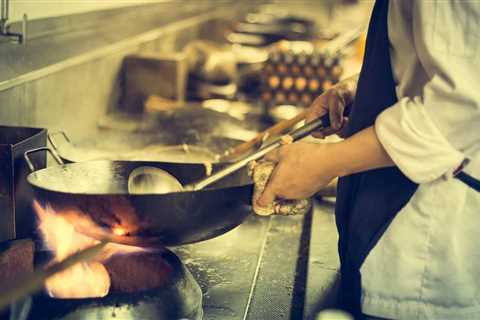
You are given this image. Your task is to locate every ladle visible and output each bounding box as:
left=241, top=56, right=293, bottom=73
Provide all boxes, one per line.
left=128, top=111, right=342, bottom=195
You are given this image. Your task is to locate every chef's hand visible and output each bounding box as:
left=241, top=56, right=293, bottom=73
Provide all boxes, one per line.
left=256, top=142, right=337, bottom=206
left=256, top=126, right=396, bottom=208
left=306, top=74, right=358, bottom=139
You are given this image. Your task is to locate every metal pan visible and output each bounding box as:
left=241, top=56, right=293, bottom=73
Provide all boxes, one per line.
left=24, top=148, right=253, bottom=248
left=48, top=131, right=243, bottom=164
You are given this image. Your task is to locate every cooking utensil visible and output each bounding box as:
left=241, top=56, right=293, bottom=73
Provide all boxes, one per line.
left=128, top=166, right=183, bottom=195
left=220, top=109, right=307, bottom=161
left=131, top=109, right=345, bottom=195
left=24, top=148, right=252, bottom=248
left=186, top=111, right=337, bottom=191
left=48, top=131, right=243, bottom=164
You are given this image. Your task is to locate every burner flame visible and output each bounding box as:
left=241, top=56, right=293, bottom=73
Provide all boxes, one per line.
left=33, top=200, right=143, bottom=299
left=112, top=226, right=127, bottom=236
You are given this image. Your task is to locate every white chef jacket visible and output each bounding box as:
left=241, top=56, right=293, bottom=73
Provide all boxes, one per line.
left=360, top=1, right=480, bottom=319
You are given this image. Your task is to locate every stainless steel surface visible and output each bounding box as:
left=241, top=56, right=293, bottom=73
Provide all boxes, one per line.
left=47, top=131, right=70, bottom=151
left=0, top=5, right=236, bottom=92
left=173, top=211, right=308, bottom=320
left=95, top=108, right=259, bottom=145
left=304, top=200, right=341, bottom=319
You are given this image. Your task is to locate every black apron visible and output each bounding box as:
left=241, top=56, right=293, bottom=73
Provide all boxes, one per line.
left=335, top=0, right=418, bottom=317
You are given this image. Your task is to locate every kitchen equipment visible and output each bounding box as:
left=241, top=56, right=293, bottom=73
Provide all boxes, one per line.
left=121, top=109, right=343, bottom=196
left=96, top=107, right=259, bottom=143
left=0, top=241, right=108, bottom=311
left=0, top=246, right=203, bottom=320
left=23, top=107, right=347, bottom=248
left=48, top=130, right=242, bottom=164
left=23, top=149, right=252, bottom=248
left=220, top=108, right=307, bottom=161
left=121, top=53, right=188, bottom=113
left=184, top=111, right=337, bottom=192
left=0, top=126, right=47, bottom=242
left=184, top=40, right=237, bottom=85
left=26, top=249, right=203, bottom=320
left=103, top=108, right=342, bottom=200
left=228, top=15, right=315, bottom=47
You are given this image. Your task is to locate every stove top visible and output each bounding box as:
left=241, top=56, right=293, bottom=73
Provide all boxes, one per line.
left=26, top=250, right=203, bottom=320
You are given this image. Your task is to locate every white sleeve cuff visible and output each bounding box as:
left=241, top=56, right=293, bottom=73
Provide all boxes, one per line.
left=375, top=97, right=465, bottom=184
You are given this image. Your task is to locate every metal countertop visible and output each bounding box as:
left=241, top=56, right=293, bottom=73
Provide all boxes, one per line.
left=173, top=209, right=309, bottom=320
left=173, top=199, right=341, bottom=320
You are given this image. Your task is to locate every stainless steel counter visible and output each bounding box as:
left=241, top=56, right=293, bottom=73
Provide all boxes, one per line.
left=173, top=199, right=341, bottom=320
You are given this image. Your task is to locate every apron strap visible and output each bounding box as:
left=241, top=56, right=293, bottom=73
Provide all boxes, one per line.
left=456, top=172, right=480, bottom=192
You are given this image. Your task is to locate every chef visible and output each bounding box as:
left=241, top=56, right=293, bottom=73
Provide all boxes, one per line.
left=255, top=1, right=480, bottom=319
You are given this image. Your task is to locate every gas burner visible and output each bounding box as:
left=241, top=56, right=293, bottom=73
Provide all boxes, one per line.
left=28, top=249, right=203, bottom=320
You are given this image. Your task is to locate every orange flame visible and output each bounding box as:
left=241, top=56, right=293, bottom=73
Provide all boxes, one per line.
left=33, top=200, right=143, bottom=299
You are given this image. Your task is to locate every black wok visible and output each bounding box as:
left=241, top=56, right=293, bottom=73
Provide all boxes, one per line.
left=25, top=148, right=253, bottom=247
left=48, top=131, right=244, bottom=164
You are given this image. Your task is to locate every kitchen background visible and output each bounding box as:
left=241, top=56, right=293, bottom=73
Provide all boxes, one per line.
left=0, top=1, right=373, bottom=319
left=0, top=0, right=362, bottom=141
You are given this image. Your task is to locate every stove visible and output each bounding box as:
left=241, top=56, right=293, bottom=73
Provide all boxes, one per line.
left=27, top=249, right=203, bottom=320
left=2, top=205, right=314, bottom=320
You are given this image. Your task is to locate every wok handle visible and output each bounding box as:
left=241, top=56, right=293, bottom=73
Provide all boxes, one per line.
left=24, top=147, right=64, bottom=172
left=47, top=131, right=71, bottom=150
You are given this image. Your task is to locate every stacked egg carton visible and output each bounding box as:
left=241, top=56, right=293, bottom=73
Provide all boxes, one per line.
left=261, top=49, right=343, bottom=108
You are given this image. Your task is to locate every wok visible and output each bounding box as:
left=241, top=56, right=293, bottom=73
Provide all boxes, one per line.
left=48, top=131, right=244, bottom=164
left=25, top=148, right=253, bottom=247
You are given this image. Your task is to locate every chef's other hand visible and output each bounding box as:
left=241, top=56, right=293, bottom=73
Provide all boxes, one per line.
left=305, top=74, right=358, bottom=139
left=256, top=142, right=336, bottom=208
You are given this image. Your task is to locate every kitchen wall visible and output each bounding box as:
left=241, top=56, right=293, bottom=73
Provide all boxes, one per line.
left=0, top=1, right=241, bottom=141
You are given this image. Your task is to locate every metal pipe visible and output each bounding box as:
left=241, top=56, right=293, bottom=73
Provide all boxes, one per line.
left=5, top=0, right=9, bottom=21
left=1, top=0, right=7, bottom=20
left=0, top=0, right=8, bottom=32
left=0, top=0, right=26, bottom=44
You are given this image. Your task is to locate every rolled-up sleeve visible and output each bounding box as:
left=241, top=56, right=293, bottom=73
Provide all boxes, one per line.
left=375, top=97, right=465, bottom=183
left=374, top=1, right=480, bottom=184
